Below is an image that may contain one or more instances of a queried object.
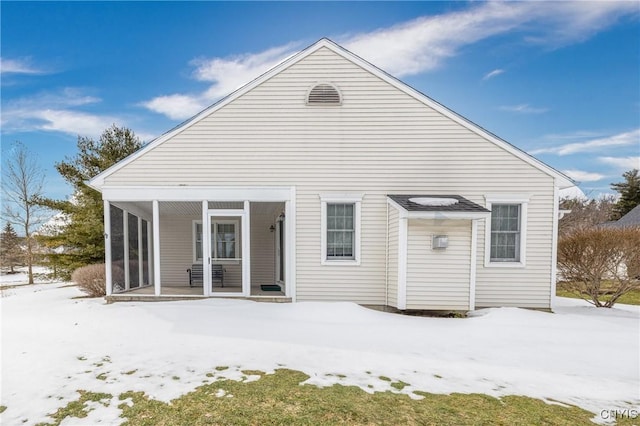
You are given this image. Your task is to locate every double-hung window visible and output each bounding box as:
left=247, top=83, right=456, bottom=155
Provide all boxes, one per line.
left=485, top=195, right=529, bottom=267
left=327, top=203, right=355, bottom=259
left=320, top=194, right=362, bottom=265
left=490, top=204, right=521, bottom=262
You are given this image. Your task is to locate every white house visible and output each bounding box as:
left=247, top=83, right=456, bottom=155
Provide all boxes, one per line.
left=89, top=38, right=573, bottom=311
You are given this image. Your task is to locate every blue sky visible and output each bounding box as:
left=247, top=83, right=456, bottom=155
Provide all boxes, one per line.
left=2, top=1, right=639, bottom=204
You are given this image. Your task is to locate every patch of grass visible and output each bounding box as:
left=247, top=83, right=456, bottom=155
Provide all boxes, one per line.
left=113, top=369, right=599, bottom=425
left=36, top=391, right=111, bottom=426
left=96, top=373, right=108, bottom=381
left=172, top=376, right=180, bottom=381
left=390, top=381, right=408, bottom=391
left=76, top=356, right=87, bottom=361
left=214, top=366, right=229, bottom=371
left=378, top=375, right=391, bottom=382
left=557, top=287, right=640, bottom=305
left=123, top=370, right=137, bottom=376
left=0, top=405, right=6, bottom=413
left=433, top=374, right=443, bottom=379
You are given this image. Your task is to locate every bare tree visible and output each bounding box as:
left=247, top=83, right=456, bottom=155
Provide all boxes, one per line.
left=559, top=195, right=616, bottom=236
left=1, top=142, right=48, bottom=284
left=558, top=227, right=640, bottom=307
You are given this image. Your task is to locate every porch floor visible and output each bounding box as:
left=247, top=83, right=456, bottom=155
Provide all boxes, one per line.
left=111, top=285, right=288, bottom=299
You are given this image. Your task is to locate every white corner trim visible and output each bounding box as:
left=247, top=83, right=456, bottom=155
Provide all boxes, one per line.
left=286, top=187, right=297, bottom=301
left=397, top=217, right=408, bottom=310
left=550, top=185, right=560, bottom=310
left=469, top=219, right=479, bottom=311
left=484, top=194, right=529, bottom=268
left=320, top=194, right=362, bottom=266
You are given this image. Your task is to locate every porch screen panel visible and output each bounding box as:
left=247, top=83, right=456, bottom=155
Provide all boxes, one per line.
left=110, top=205, right=125, bottom=292
left=141, top=220, right=149, bottom=285
left=128, top=213, right=139, bottom=288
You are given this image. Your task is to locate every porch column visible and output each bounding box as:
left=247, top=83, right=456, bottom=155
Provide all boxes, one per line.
left=123, top=210, right=130, bottom=290
left=103, top=200, right=112, bottom=296
left=469, top=219, right=480, bottom=311
left=138, top=217, right=144, bottom=287
left=147, top=221, right=153, bottom=285
left=152, top=200, right=161, bottom=296
left=202, top=200, right=210, bottom=297
left=242, top=200, right=251, bottom=296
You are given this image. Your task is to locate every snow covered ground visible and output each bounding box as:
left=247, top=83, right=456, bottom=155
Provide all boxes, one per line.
left=0, top=266, right=54, bottom=287
left=1, top=283, right=638, bottom=425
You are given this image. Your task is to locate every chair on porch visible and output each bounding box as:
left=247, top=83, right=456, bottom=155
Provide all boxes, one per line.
left=187, top=264, right=224, bottom=288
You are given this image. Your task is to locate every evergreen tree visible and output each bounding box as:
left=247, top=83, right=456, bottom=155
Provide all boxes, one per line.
left=611, top=169, right=640, bottom=220
left=38, top=125, right=143, bottom=278
left=0, top=222, right=22, bottom=273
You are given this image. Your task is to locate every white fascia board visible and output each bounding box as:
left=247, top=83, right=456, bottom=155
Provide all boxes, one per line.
left=101, top=186, right=292, bottom=202
left=385, top=198, right=487, bottom=220
left=406, top=211, right=490, bottom=220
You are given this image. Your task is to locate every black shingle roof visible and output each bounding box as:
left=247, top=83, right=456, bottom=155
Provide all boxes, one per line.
left=387, top=195, right=490, bottom=213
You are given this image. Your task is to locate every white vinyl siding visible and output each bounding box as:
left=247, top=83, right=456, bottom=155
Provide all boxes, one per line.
left=105, top=47, right=555, bottom=308
left=406, top=220, right=471, bottom=310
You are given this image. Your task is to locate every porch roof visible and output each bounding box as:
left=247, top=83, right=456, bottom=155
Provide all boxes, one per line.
left=387, top=195, right=490, bottom=220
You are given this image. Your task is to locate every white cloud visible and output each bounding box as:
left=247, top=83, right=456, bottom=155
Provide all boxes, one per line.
left=142, top=44, right=300, bottom=120
left=0, top=57, right=47, bottom=75
left=141, top=93, right=207, bottom=121
left=2, top=88, right=120, bottom=138
left=483, top=69, right=504, bottom=80
left=598, top=156, right=640, bottom=170
left=142, top=1, right=638, bottom=120
left=532, top=129, right=640, bottom=156
left=499, top=104, right=548, bottom=114
left=561, top=169, right=606, bottom=182
left=343, top=1, right=638, bottom=76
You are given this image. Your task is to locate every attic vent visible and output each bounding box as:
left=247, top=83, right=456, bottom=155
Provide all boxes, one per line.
left=307, top=83, right=341, bottom=105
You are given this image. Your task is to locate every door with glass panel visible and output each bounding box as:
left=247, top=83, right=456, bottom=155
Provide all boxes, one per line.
left=207, top=215, right=242, bottom=293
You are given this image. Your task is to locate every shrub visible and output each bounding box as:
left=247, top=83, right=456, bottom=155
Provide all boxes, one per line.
left=558, top=227, right=640, bottom=307
left=71, top=264, right=107, bottom=297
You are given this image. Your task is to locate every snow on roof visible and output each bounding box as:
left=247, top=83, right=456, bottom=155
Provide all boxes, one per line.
left=388, top=195, right=490, bottom=213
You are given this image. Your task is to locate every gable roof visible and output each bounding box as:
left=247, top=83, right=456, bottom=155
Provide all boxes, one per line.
left=89, top=38, right=574, bottom=190
left=611, top=205, right=640, bottom=227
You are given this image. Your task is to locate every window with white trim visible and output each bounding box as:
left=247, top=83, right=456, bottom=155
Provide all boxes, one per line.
left=193, top=220, right=239, bottom=263
left=327, top=203, right=355, bottom=259
left=484, top=195, right=529, bottom=267
left=490, top=204, right=521, bottom=262
left=320, top=194, right=362, bottom=265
